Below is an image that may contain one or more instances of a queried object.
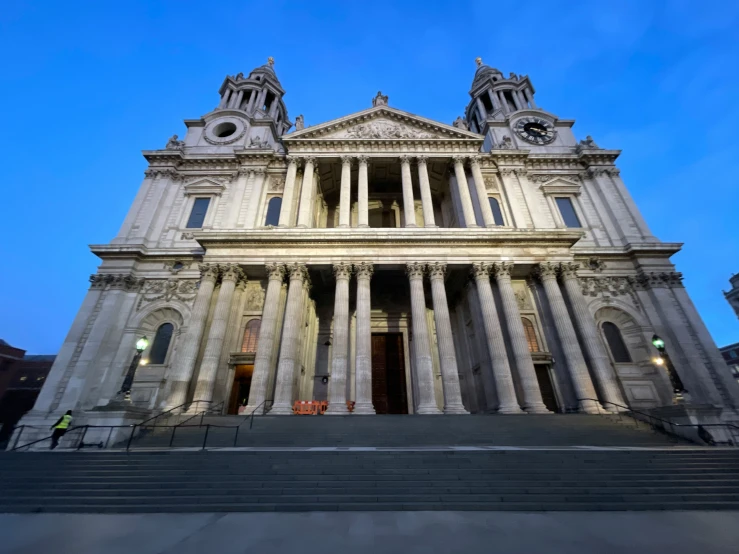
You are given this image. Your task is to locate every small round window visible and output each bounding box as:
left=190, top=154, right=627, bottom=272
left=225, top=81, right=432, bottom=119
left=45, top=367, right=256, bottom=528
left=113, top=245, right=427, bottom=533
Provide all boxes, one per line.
left=214, top=122, right=237, bottom=138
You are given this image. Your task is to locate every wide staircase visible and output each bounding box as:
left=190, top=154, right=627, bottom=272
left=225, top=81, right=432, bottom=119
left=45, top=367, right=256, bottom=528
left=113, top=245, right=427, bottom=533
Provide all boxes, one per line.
left=2, top=415, right=738, bottom=513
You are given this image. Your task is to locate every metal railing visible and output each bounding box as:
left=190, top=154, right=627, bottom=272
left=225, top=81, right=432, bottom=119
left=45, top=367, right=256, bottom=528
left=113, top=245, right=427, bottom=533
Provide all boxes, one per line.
left=10, top=399, right=224, bottom=452
left=579, top=397, right=739, bottom=447
left=9, top=399, right=272, bottom=452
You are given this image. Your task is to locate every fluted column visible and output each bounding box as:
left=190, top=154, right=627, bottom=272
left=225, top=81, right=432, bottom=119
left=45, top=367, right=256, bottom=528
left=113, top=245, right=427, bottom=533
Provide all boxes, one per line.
left=353, top=262, right=375, bottom=414
left=245, top=263, right=286, bottom=413
left=469, top=156, right=497, bottom=227
left=339, top=156, right=352, bottom=228
left=453, top=156, right=478, bottom=227
left=278, top=157, right=299, bottom=227
left=560, top=264, right=626, bottom=411
left=357, top=156, right=369, bottom=228
left=400, top=156, right=417, bottom=227
left=192, top=265, right=244, bottom=403
left=270, top=263, right=309, bottom=414
left=407, top=263, right=442, bottom=414
left=492, top=263, right=549, bottom=413
left=536, top=263, right=601, bottom=413
left=296, top=157, right=316, bottom=227
left=416, top=156, right=436, bottom=227
left=326, top=263, right=352, bottom=414
left=428, top=263, right=468, bottom=414
left=167, top=264, right=219, bottom=408
left=471, top=263, right=523, bottom=413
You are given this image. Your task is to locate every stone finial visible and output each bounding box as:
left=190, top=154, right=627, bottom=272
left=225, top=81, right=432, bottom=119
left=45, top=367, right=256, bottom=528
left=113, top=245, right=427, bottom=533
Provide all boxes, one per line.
left=475, top=57, right=483, bottom=67
left=372, top=91, right=388, bottom=107
left=267, top=56, right=275, bottom=66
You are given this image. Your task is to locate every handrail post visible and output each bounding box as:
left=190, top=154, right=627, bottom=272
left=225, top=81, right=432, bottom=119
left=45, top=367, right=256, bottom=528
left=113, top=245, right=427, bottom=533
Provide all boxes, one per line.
left=169, top=426, right=177, bottom=447
left=105, top=427, right=113, bottom=449
left=12, top=426, right=24, bottom=451
left=234, top=426, right=239, bottom=447
left=202, top=424, right=210, bottom=450
left=126, top=425, right=137, bottom=452
left=77, top=426, right=88, bottom=450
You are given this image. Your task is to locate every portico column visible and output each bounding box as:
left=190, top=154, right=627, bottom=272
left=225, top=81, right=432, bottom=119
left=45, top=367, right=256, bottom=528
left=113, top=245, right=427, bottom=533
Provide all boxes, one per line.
left=270, top=263, right=309, bottom=414
left=428, top=263, right=468, bottom=414
left=492, top=263, right=549, bottom=413
left=560, top=263, right=626, bottom=411
left=218, top=90, right=229, bottom=109
left=326, top=263, right=352, bottom=414
left=400, top=156, right=417, bottom=227
left=245, top=263, right=286, bottom=413
left=167, top=264, right=219, bottom=408
left=278, top=157, right=299, bottom=227
left=407, top=263, right=442, bottom=414
left=536, top=263, right=601, bottom=414
left=353, top=262, right=375, bottom=414
left=416, top=156, right=436, bottom=227
left=234, top=90, right=244, bottom=110
left=339, top=156, right=352, bottom=228
left=192, top=265, right=244, bottom=403
left=524, top=87, right=536, bottom=109
left=469, top=156, right=497, bottom=227
left=357, top=156, right=369, bottom=228
left=471, top=263, right=523, bottom=413
left=453, top=156, right=478, bottom=227
left=296, top=157, right=316, bottom=227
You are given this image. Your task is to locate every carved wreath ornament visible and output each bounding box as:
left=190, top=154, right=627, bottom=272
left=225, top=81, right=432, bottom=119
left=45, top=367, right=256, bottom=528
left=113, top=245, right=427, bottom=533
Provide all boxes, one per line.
left=137, top=279, right=198, bottom=309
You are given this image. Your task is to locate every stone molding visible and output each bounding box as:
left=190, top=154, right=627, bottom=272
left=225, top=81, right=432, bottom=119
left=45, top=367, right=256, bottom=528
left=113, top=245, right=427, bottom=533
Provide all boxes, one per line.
left=89, top=274, right=144, bottom=292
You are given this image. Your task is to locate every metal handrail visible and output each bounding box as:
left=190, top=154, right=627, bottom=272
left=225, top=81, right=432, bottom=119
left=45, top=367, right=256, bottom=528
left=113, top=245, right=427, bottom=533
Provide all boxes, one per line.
left=137, top=399, right=216, bottom=428
left=579, top=397, right=739, bottom=446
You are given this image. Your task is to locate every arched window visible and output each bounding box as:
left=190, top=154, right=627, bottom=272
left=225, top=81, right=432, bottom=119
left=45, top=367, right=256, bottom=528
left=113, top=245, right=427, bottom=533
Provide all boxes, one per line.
left=149, top=323, right=174, bottom=364
left=241, top=319, right=261, bottom=353
left=522, top=318, right=540, bottom=352
left=264, top=197, right=282, bottom=226
left=488, top=197, right=505, bottom=226
left=602, top=321, right=632, bottom=363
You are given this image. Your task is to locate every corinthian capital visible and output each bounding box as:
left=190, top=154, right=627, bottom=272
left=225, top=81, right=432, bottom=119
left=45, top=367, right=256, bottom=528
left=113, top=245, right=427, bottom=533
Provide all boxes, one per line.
left=333, top=262, right=353, bottom=281
left=303, top=157, right=317, bottom=167
left=220, top=263, right=244, bottom=283
left=471, top=262, right=492, bottom=280
left=406, top=262, right=426, bottom=280
left=427, top=262, right=447, bottom=281
left=415, top=155, right=428, bottom=165
left=492, top=262, right=513, bottom=280
left=468, top=155, right=482, bottom=168
left=340, top=155, right=353, bottom=166
left=265, top=263, right=286, bottom=282
left=452, top=155, right=466, bottom=166
left=534, top=262, right=559, bottom=281
left=286, top=155, right=299, bottom=167
left=357, top=155, right=369, bottom=165
left=286, top=263, right=309, bottom=282
left=354, top=262, right=374, bottom=280
left=399, top=155, right=412, bottom=165
left=560, top=262, right=581, bottom=280
left=199, top=263, right=219, bottom=282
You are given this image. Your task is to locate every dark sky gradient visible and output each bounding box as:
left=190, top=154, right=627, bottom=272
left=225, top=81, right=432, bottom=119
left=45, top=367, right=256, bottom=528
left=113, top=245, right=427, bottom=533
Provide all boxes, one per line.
left=1, top=0, right=738, bottom=353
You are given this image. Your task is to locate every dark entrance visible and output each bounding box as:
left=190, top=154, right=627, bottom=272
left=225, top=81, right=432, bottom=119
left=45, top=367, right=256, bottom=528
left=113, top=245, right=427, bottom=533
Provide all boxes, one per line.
left=228, top=364, right=253, bottom=414
left=371, top=333, right=408, bottom=414
left=534, top=364, right=559, bottom=413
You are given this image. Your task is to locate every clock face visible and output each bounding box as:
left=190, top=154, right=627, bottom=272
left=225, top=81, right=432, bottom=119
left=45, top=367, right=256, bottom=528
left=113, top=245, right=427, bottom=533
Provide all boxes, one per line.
left=514, top=117, right=556, bottom=144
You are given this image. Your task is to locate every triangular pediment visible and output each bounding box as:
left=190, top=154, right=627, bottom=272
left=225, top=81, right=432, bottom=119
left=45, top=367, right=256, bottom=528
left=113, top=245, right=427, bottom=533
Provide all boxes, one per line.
left=538, top=177, right=582, bottom=195
left=283, top=106, right=483, bottom=142
left=183, top=177, right=227, bottom=196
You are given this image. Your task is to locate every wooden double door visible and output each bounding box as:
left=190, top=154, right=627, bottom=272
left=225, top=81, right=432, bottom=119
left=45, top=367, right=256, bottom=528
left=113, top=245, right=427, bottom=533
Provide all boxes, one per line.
left=371, top=333, right=408, bottom=414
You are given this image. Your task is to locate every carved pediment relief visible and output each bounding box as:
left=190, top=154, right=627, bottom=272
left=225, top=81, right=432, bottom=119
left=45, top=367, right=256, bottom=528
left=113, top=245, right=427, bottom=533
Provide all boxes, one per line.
left=182, top=177, right=227, bottom=196
left=284, top=106, right=482, bottom=142
left=537, top=177, right=582, bottom=196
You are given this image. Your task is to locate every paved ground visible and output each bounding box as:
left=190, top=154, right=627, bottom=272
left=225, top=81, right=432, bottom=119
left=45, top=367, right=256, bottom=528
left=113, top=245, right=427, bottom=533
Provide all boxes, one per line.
left=1, top=512, right=738, bottom=554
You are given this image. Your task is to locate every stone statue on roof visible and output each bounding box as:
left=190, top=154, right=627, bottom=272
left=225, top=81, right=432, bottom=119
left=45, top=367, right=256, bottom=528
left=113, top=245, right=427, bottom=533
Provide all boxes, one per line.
left=453, top=116, right=468, bottom=130
left=372, top=91, right=388, bottom=107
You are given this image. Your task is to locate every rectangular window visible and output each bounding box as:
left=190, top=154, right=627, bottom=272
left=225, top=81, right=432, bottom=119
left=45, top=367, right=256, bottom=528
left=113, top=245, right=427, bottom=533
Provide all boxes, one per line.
left=555, top=197, right=581, bottom=228
left=186, top=198, right=210, bottom=228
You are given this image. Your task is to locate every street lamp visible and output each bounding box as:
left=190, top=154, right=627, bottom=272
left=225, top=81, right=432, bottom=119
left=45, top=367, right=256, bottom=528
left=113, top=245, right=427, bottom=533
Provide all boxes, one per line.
left=652, top=334, right=686, bottom=395
left=119, top=336, right=149, bottom=401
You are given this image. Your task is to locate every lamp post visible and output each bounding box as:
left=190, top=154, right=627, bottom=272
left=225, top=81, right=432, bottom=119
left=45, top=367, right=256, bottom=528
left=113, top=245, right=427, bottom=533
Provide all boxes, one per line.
left=652, top=334, right=686, bottom=396
left=119, top=336, right=149, bottom=401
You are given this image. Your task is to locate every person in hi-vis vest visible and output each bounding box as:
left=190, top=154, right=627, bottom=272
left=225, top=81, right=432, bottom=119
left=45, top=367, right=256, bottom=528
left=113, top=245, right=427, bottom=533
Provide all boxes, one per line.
left=49, top=410, right=73, bottom=450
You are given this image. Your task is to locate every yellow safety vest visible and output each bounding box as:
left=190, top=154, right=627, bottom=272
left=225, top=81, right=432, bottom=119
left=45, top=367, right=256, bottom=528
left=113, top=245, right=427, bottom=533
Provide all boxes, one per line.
left=55, top=415, right=72, bottom=430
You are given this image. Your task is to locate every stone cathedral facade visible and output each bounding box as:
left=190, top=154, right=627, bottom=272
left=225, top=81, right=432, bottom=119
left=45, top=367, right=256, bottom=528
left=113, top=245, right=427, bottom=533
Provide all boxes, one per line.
left=20, top=58, right=739, bottom=434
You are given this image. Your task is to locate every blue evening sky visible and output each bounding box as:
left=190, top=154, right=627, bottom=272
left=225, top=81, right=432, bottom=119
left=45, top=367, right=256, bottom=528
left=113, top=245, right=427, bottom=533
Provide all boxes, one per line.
left=1, top=1, right=738, bottom=354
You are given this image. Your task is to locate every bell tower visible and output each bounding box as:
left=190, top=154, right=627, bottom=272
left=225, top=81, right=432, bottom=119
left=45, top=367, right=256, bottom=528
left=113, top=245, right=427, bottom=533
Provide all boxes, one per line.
left=464, top=57, right=538, bottom=133
left=216, top=57, right=292, bottom=136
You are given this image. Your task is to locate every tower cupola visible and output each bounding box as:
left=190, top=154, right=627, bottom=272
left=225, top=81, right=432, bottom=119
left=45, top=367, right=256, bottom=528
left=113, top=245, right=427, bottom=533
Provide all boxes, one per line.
left=465, top=57, right=538, bottom=133
left=215, top=57, right=292, bottom=135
